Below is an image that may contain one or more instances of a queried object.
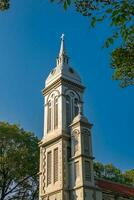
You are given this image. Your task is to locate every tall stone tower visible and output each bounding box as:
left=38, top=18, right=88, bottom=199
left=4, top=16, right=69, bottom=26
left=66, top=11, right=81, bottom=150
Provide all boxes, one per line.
left=39, top=35, right=102, bottom=200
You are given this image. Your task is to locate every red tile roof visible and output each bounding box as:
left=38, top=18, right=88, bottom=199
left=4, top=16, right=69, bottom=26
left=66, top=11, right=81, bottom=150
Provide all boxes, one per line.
left=96, top=179, right=134, bottom=197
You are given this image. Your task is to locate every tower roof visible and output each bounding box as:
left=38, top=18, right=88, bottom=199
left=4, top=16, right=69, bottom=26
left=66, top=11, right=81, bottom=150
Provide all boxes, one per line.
left=70, top=112, right=92, bottom=128
left=45, top=34, right=82, bottom=87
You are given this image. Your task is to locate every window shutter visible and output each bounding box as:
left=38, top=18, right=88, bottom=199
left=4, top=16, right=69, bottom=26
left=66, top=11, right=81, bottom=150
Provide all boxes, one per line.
left=84, top=134, right=90, bottom=155
left=85, top=161, right=91, bottom=182
left=54, top=148, right=58, bottom=182
left=47, top=151, right=52, bottom=185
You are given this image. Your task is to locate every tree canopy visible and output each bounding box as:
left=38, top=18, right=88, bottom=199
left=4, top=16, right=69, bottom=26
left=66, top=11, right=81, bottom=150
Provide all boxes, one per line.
left=0, top=0, right=133, bottom=87
left=54, top=0, right=134, bottom=87
left=0, top=122, right=39, bottom=200
left=0, top=121, right=133, bottom=200
left=94, top=161, right=134, bottom=186
left=0, top=0, right=9, bottom=10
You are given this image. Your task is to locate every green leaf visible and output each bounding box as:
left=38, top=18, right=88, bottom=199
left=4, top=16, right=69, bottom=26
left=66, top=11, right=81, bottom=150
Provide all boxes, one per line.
left=91, top=17, right=96, bottom=27
left=113, top=32, right=118, bottom=39
left=0, top=122, right=39, bottom=199
left=64, top=1, right=68, bottom=10
left=112, top=9, right=120, bottom=17
left=104, top=37, right=114, bottom=48
left=97, top=15, right=105, bottom=22
left=106, top=8, right=112, bottom=13
left=67, top=0, right=71, bottom=6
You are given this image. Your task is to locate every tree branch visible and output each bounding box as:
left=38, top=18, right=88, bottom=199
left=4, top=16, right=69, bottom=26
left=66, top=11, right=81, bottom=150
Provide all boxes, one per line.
left=4, top=173, right=37, bottom=198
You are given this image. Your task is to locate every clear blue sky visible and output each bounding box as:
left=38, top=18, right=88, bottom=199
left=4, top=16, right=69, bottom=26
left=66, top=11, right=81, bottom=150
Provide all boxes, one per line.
left=0, top=0, right=133, bottom=171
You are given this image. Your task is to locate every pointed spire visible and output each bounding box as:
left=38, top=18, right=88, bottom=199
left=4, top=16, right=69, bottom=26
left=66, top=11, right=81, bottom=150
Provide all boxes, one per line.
left=59, top=33, right=66, bottom=56
left=56, top=33, right=69, bottom=67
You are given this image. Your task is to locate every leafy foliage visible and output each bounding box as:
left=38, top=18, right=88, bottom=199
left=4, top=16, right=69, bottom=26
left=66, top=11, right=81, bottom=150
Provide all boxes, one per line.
left=94, top=161, right=104, bottom=178
left=0, top=122, right=39, bottom=200
left=112, top=36, right=134, bottom=87
left=51, top=0, right=134, bottom=87
left=1, top=0, right=134, bottom=87
left=123, top=169, right=134, bottom=185
left=94, top=161, right=134, bottom=186
left=0, top=0, right=9, bottom=10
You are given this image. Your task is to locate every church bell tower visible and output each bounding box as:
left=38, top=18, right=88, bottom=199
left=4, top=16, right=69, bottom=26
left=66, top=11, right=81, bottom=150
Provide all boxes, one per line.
left=39, top=35, right=102, bottom=200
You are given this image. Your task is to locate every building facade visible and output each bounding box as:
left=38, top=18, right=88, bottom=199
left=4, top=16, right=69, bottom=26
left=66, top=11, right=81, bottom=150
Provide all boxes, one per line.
left=39, top=35, right=134, bottom=200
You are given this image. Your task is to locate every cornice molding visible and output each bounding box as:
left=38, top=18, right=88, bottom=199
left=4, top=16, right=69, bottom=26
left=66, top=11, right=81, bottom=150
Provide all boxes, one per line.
left=39, top=133, right=70, bottom=147
left=70, top=121, right=93, bottom=129
left=69, top=184, right=101, bottom=192
left=69, top=154, right=95, bottom=161
left=42, top=77, right=85, bottom=96
left=40, top=188, right=63, bottom=198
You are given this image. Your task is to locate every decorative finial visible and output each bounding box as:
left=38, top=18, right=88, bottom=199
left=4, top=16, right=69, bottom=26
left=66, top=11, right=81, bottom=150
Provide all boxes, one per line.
left=56, top=33, right=69, bottom=67
left=78, top=102, right=83, bottom=116
left=61, top=33, right=65, bottom=41
left=59, top=33, right=66, bottom=56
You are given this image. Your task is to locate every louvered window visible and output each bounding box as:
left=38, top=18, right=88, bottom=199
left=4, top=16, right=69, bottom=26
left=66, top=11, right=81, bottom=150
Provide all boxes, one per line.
left=85, top=161, right=91, bottom=181
left=84, top=134, right=90, bottom=155
left=54, top=148, right=58, bottom=182
left=73, top=134, right=78, bottom=155
left=47, top=151, right=52, bottom=185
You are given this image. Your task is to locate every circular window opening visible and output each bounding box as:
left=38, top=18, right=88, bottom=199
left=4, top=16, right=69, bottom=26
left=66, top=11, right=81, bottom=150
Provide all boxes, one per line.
left=51, top=69, right=56, bottom=75
left=69, top=67, right=74, bottom=73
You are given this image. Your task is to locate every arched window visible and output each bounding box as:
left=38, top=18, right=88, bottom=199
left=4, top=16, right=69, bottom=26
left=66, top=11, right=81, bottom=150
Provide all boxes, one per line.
left=84, top=134, right=90, bottom=155
left=74, top=98, right=79, bottom=117
left=73, top=135, right=78, bottom=155
left=83, top=129, right=90, bottom=155
left=72, top=131, right=79, bottom=156
left=54, top=97, right=58, bottom=129
left=47, top=101, right=51, bottom=132
left=66, top=95, right=71, bottom=127
left=85, top=161, right=91, bottom=182
left=66, top=92, right=80, bottom=128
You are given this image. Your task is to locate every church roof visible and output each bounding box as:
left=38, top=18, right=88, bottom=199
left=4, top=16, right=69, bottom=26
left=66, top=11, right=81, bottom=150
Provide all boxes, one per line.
left=45, top=34, right=82, bottom=87
left=96, top=179, right=134, bottom=197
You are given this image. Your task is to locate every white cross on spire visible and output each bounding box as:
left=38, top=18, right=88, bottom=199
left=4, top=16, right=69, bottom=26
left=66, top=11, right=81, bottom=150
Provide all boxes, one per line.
left=61, top=33, right=65, bottom=41
left=59, top=33, right=66, bottom=56
left=56, top=33, right=69, bottom=68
